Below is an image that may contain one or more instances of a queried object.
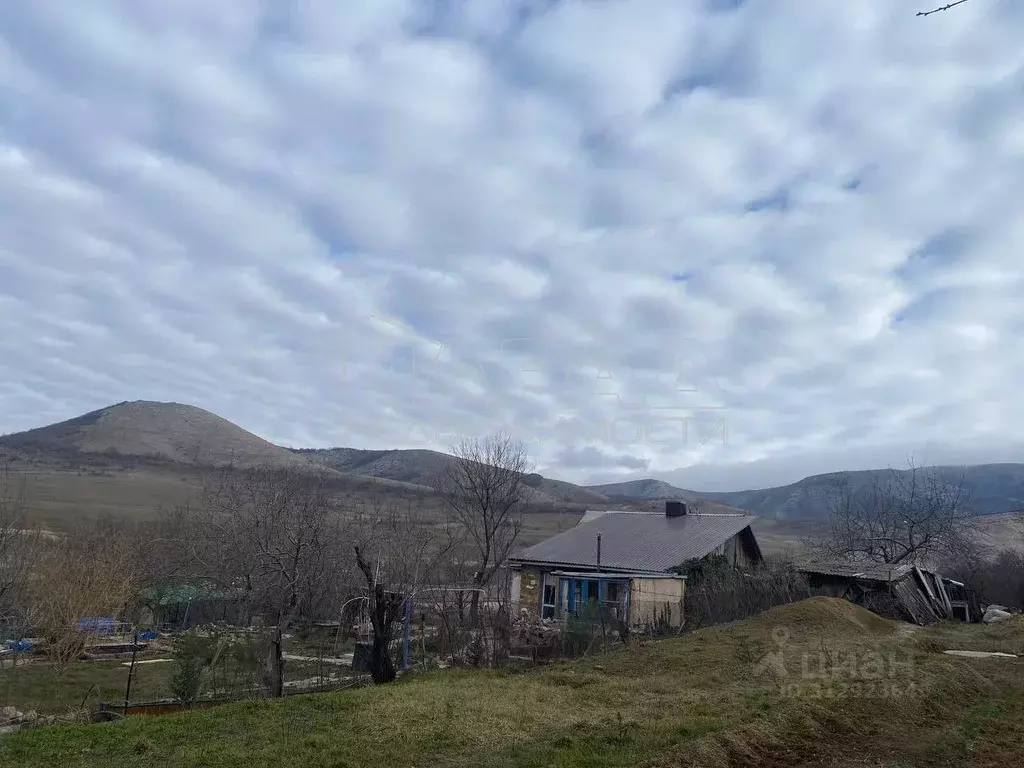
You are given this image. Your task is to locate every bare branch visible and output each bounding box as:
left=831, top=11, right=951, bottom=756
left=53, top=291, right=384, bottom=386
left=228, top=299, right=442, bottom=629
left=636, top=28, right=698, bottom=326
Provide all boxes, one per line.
left=818, top=460, right=972, bottom=566
left=431, top=432, right=533, bottom=634
left=177, top=463, right=351, bottom=695
left=917, top=0, right=973, bottom=17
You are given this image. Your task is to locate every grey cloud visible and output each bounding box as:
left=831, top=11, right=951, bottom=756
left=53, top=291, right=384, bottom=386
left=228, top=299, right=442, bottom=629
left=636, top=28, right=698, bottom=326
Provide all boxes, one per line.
left=553, top=446, right=651, bottom=472
left=3, top=1, right=1024, bottom=489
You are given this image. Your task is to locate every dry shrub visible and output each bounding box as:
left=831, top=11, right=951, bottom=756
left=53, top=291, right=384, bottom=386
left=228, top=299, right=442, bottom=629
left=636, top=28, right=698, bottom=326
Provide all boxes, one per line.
left=30, top=519, right=145, bottom=673
left=684, top=556, right=810, bottom=631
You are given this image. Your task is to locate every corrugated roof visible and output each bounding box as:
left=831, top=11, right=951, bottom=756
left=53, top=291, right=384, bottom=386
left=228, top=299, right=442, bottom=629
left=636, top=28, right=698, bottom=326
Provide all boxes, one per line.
left=577, top=509, right=655, bottom=525
left=511, top=512, right=759, bottom=572
left=797, top=561, right=918, bottom=583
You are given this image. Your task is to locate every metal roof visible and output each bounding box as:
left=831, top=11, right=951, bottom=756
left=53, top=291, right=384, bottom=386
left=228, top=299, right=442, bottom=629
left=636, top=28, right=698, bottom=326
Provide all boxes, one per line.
left=577, top=509, right=654, bottom=525
left=797, top=561, right=919, bottom=583
left=550, top=570, right=687, bottom=580
left=511, top=512, right=759, bottom=572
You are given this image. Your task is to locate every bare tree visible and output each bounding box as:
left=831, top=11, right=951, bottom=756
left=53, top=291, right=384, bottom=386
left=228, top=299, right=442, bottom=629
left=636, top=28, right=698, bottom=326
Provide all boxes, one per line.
left=31, top=518, right=146, bottom=674
left=352, top=499, right=451, bottom=684
left=180, top=464, right=348, bottom=696
left=820, top=461, right=971, bottom=565
left=0, top=464, right=42, bottom=628
left=432, top=432, right=533, bottom=630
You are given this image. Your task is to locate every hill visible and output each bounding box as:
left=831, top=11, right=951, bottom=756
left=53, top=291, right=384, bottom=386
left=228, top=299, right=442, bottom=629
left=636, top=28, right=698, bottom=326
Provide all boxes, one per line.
left=0, top=401, right=308, bottom=469
left=591, top=464, right=1024, bottom=520
left=586, top=477, right=689, bottom=500
left=294, top=447, right=610, bottom=505
left=3, top=598, right=1023, bottom=767
left=0, top=404, right=608, bottom=539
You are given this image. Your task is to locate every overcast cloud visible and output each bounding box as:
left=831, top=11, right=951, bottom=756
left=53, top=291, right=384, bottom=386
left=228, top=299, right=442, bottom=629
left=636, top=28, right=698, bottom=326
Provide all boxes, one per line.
left=2, top=0, right=1024, bottom=490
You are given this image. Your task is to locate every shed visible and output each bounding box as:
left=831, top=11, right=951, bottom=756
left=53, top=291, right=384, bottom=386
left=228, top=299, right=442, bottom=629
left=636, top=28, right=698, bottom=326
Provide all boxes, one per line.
left=798, top=561, right=979, bottom=625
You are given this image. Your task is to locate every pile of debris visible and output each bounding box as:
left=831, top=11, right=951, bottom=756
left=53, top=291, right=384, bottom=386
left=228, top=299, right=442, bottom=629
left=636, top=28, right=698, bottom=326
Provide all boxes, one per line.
left=0, top=706, right=44, bottom=735
left=509, top=617, right=564, bottom=658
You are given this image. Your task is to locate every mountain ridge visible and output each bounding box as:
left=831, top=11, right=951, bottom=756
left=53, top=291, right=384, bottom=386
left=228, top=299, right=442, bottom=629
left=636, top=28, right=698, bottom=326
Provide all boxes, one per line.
left=5, top=401, right=1024, bottom=520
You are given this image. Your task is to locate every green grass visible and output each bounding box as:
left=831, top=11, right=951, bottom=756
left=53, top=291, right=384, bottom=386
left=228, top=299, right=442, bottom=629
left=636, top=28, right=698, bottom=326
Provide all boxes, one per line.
left=0, top=654, right=355, bottom=717
left=0, top=660, right=174, bottom=715
left=3, top=598, right=1024, bottom=767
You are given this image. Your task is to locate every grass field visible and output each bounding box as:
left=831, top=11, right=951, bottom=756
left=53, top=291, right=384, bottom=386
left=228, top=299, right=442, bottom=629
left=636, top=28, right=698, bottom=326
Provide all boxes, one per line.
left=9, top=465, right=587, bottom=547
left=0, top=651, right=356, bottom=717
left=2, top=598, right=1022, bottom=767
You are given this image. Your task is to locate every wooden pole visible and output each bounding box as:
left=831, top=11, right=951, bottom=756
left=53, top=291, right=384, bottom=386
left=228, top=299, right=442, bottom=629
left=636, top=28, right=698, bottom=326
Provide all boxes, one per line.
left=123, top=628, right=139, bottom=715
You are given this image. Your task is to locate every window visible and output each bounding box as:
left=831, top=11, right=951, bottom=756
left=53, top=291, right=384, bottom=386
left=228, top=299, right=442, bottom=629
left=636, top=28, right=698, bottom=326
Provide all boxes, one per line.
left=606, top=581, right=619, bottom=603
left=541, top=576, right=557, bottom=619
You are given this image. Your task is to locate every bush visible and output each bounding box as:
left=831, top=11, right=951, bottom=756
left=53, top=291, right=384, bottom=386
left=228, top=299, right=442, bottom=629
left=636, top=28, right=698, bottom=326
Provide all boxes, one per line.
left=169, top=657, right=205, bottom=705
left=945, top=549, right=1024, bottom=609
left=683, top=556, right=809, bottom=630
left=564, top=601, right=604, bottom=656
left=168, top=631, right=219, bottom=704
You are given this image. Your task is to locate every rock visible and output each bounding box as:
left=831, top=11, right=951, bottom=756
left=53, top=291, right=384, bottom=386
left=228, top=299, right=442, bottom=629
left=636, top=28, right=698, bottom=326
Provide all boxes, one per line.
left=1, top=707, right=20, bottom=721
left=0, top=725, right=21, bottom=736
left=22, top=710, right=38, bottom=722
left=983, top=609, right=1013, bottom=624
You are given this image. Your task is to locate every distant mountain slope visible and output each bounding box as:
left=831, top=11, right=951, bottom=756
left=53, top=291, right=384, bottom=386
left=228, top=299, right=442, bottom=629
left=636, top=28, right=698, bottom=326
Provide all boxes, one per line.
left=586, top=478, right=690, bottom=500
left=594, top=464, right=1024, bottom=520
left=0, top=401, right=308, bottom=468
left=294, top=447, right=610, bottom=505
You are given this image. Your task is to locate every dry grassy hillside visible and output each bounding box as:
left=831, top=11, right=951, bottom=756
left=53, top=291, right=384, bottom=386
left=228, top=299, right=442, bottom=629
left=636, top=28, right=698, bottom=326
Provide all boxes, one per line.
left=0, top=401, right=783, bottom=549
left=296, top=446, right=610, bottom=505
left=5, top=598, right=1024, bottom=768
left=1, top=401, right=307, bottom=468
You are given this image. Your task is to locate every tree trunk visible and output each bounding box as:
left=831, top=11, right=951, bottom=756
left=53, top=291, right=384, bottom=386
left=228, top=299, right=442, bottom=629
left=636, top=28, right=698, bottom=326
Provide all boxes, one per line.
left=355, top=546, right=403, bottom=685
left=262, top=624, right=284, bottom=697
left=368, top=584, right=400, bottom=683
left=468, top=589, right=481, bottom=629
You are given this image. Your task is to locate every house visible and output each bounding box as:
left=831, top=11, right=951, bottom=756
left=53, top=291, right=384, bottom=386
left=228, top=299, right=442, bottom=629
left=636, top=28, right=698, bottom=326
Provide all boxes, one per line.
left=798, top=561, right=980, bottom=625
left=509, top=501, right=762, bottom=631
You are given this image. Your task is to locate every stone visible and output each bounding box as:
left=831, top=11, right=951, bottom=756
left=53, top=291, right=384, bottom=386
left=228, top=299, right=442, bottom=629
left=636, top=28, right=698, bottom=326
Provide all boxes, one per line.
left=983, top=608, right=1013, bottom=624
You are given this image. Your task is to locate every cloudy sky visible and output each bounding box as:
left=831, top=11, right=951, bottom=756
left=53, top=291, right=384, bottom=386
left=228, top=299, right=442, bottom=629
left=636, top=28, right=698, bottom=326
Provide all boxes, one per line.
left=2, top=0, right=1024, bottom=490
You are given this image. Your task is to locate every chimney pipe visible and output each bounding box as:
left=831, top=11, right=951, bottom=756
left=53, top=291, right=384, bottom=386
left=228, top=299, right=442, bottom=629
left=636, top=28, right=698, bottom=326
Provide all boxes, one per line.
left=665, top=500, right=688, bottom=518
left=596, top=533, right=602, bottom=570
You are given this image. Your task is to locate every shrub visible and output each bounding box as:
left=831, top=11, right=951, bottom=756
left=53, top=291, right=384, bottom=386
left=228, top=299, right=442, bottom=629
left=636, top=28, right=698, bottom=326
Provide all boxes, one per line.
left=683, top=556, right=809, bottom=630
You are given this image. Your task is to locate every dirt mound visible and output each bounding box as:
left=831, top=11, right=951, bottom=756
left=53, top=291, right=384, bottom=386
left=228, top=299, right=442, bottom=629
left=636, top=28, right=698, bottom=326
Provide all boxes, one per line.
left=754, top=596, right=895, bottom=636
left=1, top=401, right=309, bottom=468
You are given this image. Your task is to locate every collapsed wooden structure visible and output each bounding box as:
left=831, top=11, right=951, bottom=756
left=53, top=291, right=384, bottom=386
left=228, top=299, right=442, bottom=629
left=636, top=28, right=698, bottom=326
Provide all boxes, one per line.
left=798, top=561, right=981, bottom=625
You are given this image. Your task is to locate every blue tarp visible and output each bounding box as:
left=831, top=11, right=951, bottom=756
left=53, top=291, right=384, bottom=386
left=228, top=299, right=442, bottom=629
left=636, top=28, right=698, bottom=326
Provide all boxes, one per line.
left=5, top=640, right=32, bottom=652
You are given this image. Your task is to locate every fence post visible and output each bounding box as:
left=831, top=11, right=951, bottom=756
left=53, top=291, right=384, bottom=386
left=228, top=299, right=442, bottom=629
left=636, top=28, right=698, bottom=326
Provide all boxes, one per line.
left=402, top=598, right=412, bottom=671
left=123, top=628, right=139, bottom=715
